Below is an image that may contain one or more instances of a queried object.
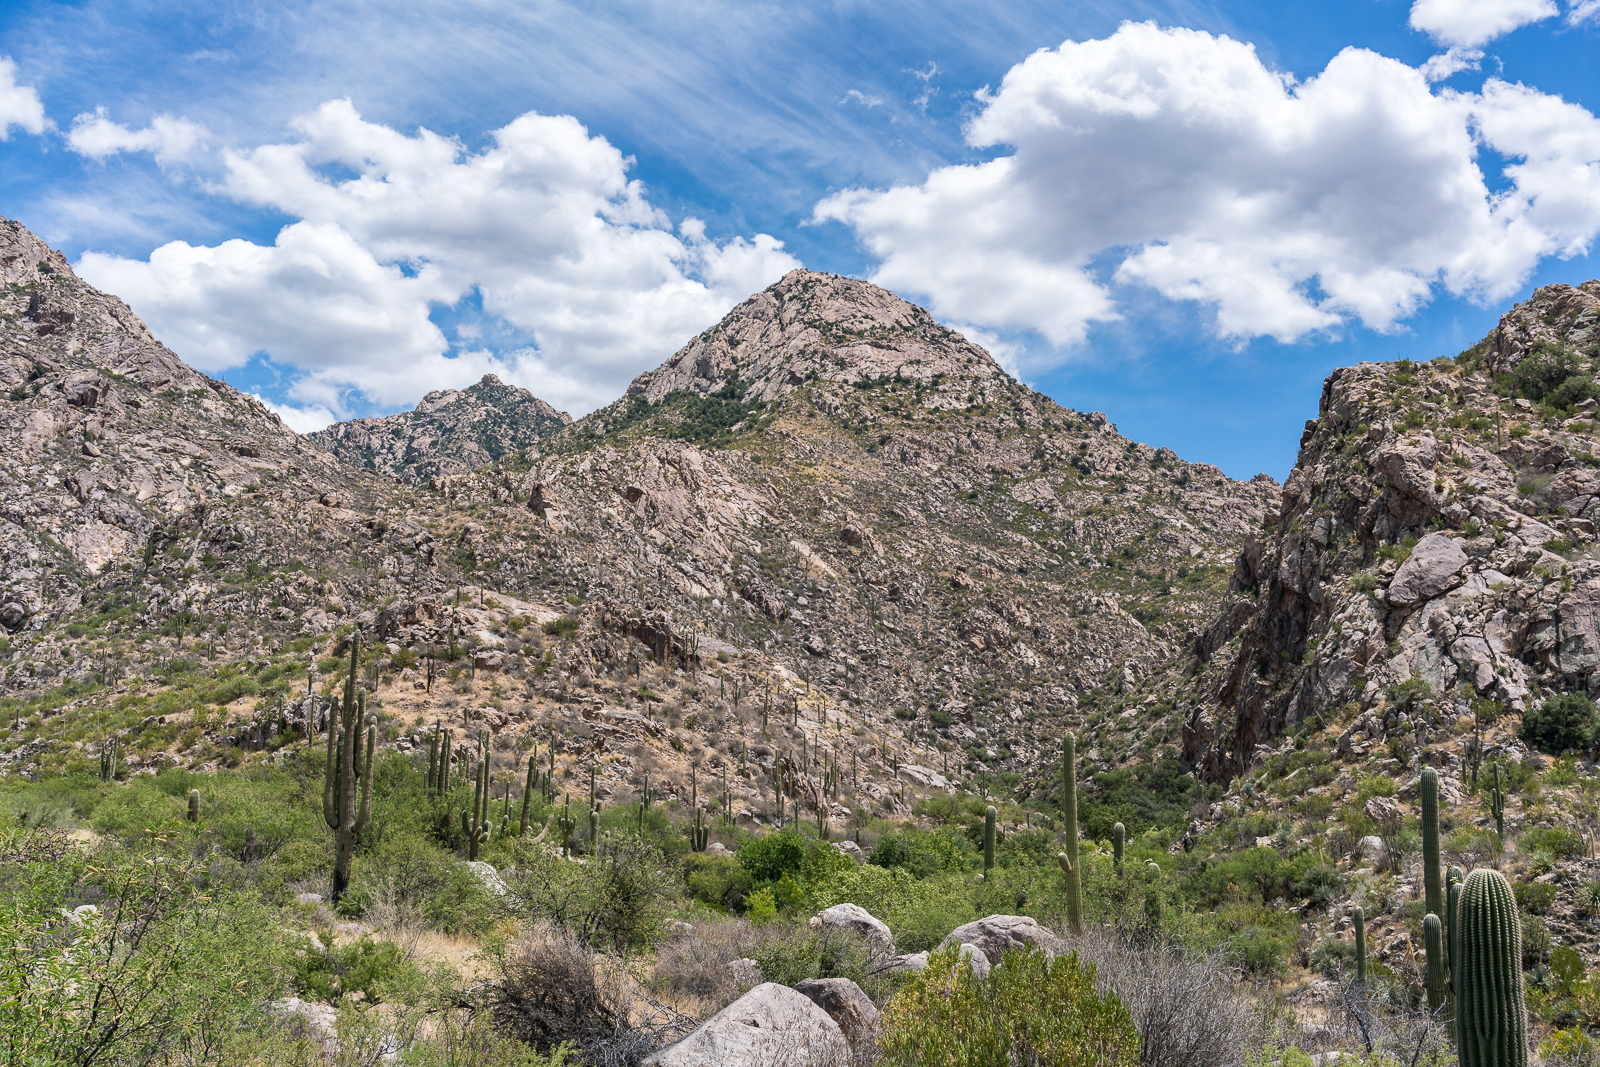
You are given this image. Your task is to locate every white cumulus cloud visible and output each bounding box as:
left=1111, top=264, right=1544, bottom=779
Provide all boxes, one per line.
left=815, top=21, right=1600, bottom=358
left=77, top=101, right=800, bottom=418
left=68, top=109, right=208, bottom=165
left=1408, top=0, right=1558, bottom=48
left=0, top=57, right=45, bottom=140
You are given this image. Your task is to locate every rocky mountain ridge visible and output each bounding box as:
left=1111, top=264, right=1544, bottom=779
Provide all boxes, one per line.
left=1175, top=280, right=1600, bottom=785
left=311, top=373, right=571, bottom=484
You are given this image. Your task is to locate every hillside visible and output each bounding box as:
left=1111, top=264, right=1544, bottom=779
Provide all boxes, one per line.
left=310, top=373, right=572, bottom=484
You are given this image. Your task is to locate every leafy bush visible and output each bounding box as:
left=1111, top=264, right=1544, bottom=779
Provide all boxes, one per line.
left=291, top=933, right=422, bottom=1004
left=736, top=828, right=807, bottom=885
left=682, top=853, right=753, bottom=912
left=1522, top=825, right=1586, bottom=859
left=1516, top=881, right=1558, bottom=915
left=506, top=833, right=672, bottom=953
left=870, top=826, right=970, bottom=877
left=879, top=944, right=1141, bottom=1067
left=1522, top=693, right=1599, bottom=753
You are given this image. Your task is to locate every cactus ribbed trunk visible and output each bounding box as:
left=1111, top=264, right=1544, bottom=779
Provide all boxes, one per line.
left=1455, top=869, right=1526, bottom=1067
left=1426, top=913, right=1447, bottom=1012
left=1354, top=906, right=1367, bottom=986
left=983, top=806, right=996, bottom=874
left=1061, top=734, right=1083, bottom=933
left=323, top=635, right=375, bottom=902
left=520, top=753, right=536, bottom=835
left=1112, top=822, right=1125, bottom=870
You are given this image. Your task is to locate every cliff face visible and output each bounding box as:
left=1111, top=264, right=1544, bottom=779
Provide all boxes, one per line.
left=1180, top=281, right=1600, bottom=784
left=312, top=374, right=571, bottom=484
left=0, top=215, right=391, bottom=644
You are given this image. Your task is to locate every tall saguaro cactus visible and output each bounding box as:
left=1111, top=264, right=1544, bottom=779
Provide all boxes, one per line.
left=1422, top=768, right=1444, bottom=925
left=1354, top=906, right=1367, bottom=986
left=1112, top=822, right=1125, bottom=871
left=323, top=635, right=376, bottom=901
left=1426, top=913, right=1447, bottom=1012
left=1455, top=869, right=1526, bottom=1067
left=1488, top=764, right=1506, bottom=841
left=984, top=806, right=997, bottom=875
left=461, top=736, right=491, bottom=861
left=519, top=752, right=537, bottom=835
left=1060, top=734, right=1083, bottom=933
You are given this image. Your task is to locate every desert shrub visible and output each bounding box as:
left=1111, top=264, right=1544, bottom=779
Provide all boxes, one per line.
left=1540, top=1028, right=1600, bottom=1067
left=869, top=825, right=971, bottom=877
left=343, top=834, right=494, bottom=934
left=751, top=923, right=880, bottom=992
left=1522, top=825, right=1586, bottom=859
left=1516, top=881, right=1559, bottom=915
left=736, top=828, right=808, bottom=885
left=650, top=917, right=776, bottom=1008
left=1523, top=693, right=1600, bottom=753
left=484, top=932, right=625, bottom=1058
left=806, top=864, right=974, bottom=953
left=0, top=840, right=287, bottom=1066
left=1525, top=914, right=1554, bottom=967
left=1072, top=928, right=1266, bottom=1067
left=682, top=853, right=753, bottom=912
left=290, top=933, right=423, bottom=1004
left=879, top=943, right=1141, bottom=1067
left=505, top=833, right=673, bottom=953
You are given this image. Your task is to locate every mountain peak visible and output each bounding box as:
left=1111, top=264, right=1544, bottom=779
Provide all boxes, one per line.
left=626, top=269, right=1011, bottom=407
left=313, top=373, right=572, bottom=483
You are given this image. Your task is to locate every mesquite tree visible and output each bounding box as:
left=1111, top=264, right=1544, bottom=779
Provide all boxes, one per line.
left=323, top=634, right=375, bottom=902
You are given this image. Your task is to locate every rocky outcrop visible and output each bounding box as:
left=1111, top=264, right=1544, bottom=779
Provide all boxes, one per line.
left=808, top=903, right=892, bottom=948
left=641, top=982, right=848, bottom=1067
left=312, top=373, right=570, bottom=484
left=938, top=914, right=1061, bottom=964
left=793, top=978, right=880, bottom=1053
left=1181, top=281, right=1600, bottom=784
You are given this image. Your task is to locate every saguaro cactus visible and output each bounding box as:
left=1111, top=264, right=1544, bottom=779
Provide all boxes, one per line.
left=984, top=806, right=997, bottom=874
left=689, top=808, right=709, bottom=852
left=1488, top=764, right=1506, bottom=841
left=1354, top=906, right=1367, bottom=986
left=1113, top=822, right=1125, bottom=870
left=1423, top=767, right=1444, bottom=925
left=322, top=636, right=375, bottom=901
left=1426, top=913, right=1447, bottom=1012
left=186, top=788, right=200, bottom=823
left=461, top=738, right=491, bottom=861
left=1061, top=734, right=1083, bottom=933
left=99, top=738, right=120, bottom=782
left=519, top=752, right=536, bottom=835
left=556, top=797, right=577, bottom=858
left=1455, top=869, right=1525, bottom=1067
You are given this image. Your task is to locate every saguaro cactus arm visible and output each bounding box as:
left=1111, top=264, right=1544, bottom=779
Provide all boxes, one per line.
left=1455, top=868, right=1526, bottom=1067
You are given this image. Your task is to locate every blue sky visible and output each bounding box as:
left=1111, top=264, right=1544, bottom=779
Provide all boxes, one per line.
left=2, top=0, right=1598, bottom=480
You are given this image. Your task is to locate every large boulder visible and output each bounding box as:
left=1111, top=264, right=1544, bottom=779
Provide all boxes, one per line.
left=938, top=914, right=1060, bottom=964
left=1387, top=533, right=1468, bottom=605
left=808, top=903, right=892, bottom=948
left=793, top=978, right=880, bottom=1052
left=876, top=942, right=989, bottom=978
left=641, top=982, right=848, bottom=1067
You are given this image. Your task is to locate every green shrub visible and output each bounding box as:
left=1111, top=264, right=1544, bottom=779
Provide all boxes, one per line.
left=1516, top=881, right=1558, bottom=915
left=736, top=829, right=807, bottom=884
left=683, top=853, right=753, bottom=912
left=291, top=934, right=423, bottom=1004
left=869, top=826, right=971, bottom=877
left=1521, top=825, right=1586, bottom=859
left=879, top=944, right=1140, bottom=1067
left=541, top=617, right=579, bottom=637
left=1523, top=693, right=1599, bottom=753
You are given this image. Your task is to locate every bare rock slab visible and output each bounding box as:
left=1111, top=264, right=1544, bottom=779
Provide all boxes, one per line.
left=938, top=914, right=1060, bottom=964
left=808, top=902, right=892, bottom=948
left=642, top=982, right=848, bottom=1067
left=1387, top=533, right=1468, bottom=605
left=793, top=977, right=880, bottom=1051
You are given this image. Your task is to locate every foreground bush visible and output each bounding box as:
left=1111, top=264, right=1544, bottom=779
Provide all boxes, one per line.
left=879, top=943, right=1140, bottom=1067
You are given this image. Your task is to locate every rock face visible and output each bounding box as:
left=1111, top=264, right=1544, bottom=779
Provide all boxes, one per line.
left=793, top=978, right=880, bottom=1052
left=1387, top=534, right=1468, bottom=605
left=808, top=903, right=892, bottom=948
left=938, top=914, right=1060, bottom=964
left=312, top=373, right=570, bottom=484
left=1179, top=279, right=1600, bottom=785
left=641, top=982, right=848, bottom=1067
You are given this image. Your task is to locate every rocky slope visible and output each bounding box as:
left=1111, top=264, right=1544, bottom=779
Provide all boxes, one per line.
left=0, top=221, right=1278, bottom=822
left=311, top=374, right=571, bottom=484
left=1176, top=280, right=1600, bottom=785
